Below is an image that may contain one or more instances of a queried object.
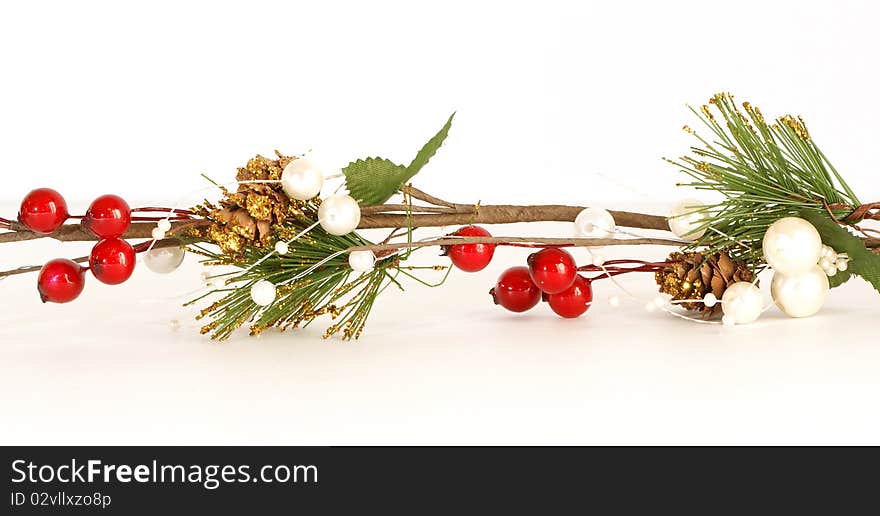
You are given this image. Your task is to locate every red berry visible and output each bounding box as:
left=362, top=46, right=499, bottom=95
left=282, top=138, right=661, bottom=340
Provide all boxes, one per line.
left=446, top=225, right=496, bottom=272
left=490, top=266, right=542, bottom=313
left=547, top=275, right=593, bottom=318
left=527, top=248, right=577, bottom=294
left=89, top=238, right=136, bottom=285
left=37, top=258, right=86, bottom=303
left=18, top=188, right=69, bottom=234
left=82, top=194, right=131, bottom=239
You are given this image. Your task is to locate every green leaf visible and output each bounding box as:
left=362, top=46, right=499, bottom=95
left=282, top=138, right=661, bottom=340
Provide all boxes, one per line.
left=407, top=112, right=455, bottom=176
left=342, top=157, right=408, bottom=206
left=343, top=113, right=455, bottom=205
left=800, top=210, right=880, bottom=293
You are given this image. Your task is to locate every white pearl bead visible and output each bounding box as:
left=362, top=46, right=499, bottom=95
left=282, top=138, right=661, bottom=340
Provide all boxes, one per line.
left=762, top=217, right=823, bottom=274
left=281, top=158, right=324, bottom=200
left=836, top=258, right=848, bottom=272
left=818, top=257, right=832, bottom=270
left=771, top=266, right=829, bottom=318
left=250, top=280, right=277, bottom=306
left=825, top=265, right=837, bottom=277
left=668, top=199, right=709, bottom=241
left=318, top=194, right=361, bottom=236
left=608, top=295, right=621, bottom=307
left=151, top=227, right=166, bottom=240
left=574, top=207, right=616, bottom=239
left=703, top=292, right=717, bottom=308
left=170, top=319, right=181, bottom=331
left=143, top=246, right=186, bottom=274
left=157, top=219, right=172, bottom=233
left=275, top=241, right=290, bottom=255
left=348, top=250, right=376, bottom=272
left=721, top=281, right=763, bottom=325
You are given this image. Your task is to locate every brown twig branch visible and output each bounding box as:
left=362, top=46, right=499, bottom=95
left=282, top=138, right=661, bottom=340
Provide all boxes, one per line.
left=347, top=236, right=685, bottom=255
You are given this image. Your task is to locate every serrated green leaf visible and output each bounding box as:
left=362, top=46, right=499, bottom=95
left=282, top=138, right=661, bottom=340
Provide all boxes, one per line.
left=343, top=113, right=456, bottom=205
left=801, top=210, right=880, bottom=293
left=407, top=112, right=455, bottom=175
left=342, top=157, right=408, bottom=205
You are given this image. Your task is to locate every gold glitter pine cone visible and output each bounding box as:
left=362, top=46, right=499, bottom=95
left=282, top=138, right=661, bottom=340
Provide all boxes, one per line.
left=193, top=152, right=311, bottom=254
left=655, top=251, right=755, bottom=315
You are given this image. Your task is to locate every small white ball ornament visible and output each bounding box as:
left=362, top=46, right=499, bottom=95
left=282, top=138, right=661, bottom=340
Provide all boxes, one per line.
left=703, top=292, right=718, bottom=308
left=574, top=207, right=616, bottom=239
left=720, top=281, right=763, bottom=325
left=836, top=258, right=848, bottom=272
left=275, top=241, right=290, bottom=255
left=318, top=194, right=361, bottom=236
left=762, top=217, right=822, bottom=274
left=668, top=199, right=709, bottom=241
left=157, top=219, right=172, bottom=233
left=770, top=265, right=829, bottom=318
left=151, top=227, right=166, bottom=240
left=348, top=250, right=376, bottom=272
left=143, top=246, right=186, bottom=274
left=250, top=280, right=277, bottom=306
left=281, top=158, right=324, bottom=200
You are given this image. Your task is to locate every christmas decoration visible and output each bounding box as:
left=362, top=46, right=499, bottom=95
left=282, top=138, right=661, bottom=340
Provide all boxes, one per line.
left=18, top=188, right=69, bottom=234
left=667, top=199, right=709, bottom=241
left=82, top=194, right=132, bottom=239
left=770, top=266, right=829, bottom=318
left=37, top=259, right=86, bottom=304
left=655, top=251, right=754, bottom=315
left=1, top=93, right=879, bottom=341
left=446, top=225, right=496, bottom=272
left=89, top=238, right=136, bottom=285
left=527, top=248, right=578, bottom=294
left=546, top=275, right=593, bottom=319
left=490, top=266, right=542, bottom=313
left=720, top=282, right=763, bottom=326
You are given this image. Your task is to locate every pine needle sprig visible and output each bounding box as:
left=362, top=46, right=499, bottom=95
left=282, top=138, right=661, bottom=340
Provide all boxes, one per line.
left=186, top=210, right=394, bottom=341
left=665, top=92, right=862, bottom=265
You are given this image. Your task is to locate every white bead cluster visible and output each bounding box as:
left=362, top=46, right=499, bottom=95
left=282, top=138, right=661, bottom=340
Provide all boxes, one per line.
left=817, top=244, right=849, bottom=277
left=762, top=217, right=831, bottom=319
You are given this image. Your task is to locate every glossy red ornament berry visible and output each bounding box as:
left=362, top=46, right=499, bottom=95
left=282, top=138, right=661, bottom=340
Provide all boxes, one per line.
left=446, top=225, right=496, bottom=272
left=37, top=258, right=86, bottom=303
left=547, top=275, right=593, bottom=318
left=18, top=188, right=69, bottom=234
left=89, top=238, right=136, bottom=285
left=490, top=266, right=542, bottom=313
left=82, top=194, right=131, bottom=239
left=527, top=248, right=577, bottom=294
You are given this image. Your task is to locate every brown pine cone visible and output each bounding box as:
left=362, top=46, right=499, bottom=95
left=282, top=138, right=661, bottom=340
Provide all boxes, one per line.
left=190, top=152, right=314, bottom=254
left=655, top=251, right=755, bottom=315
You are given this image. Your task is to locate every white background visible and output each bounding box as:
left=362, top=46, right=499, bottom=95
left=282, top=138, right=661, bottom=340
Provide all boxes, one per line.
left=1, top=0, right=879, bottom=444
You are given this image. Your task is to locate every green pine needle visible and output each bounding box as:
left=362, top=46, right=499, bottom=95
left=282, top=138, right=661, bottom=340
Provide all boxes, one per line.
left=666, top=93, right=861, bottom=266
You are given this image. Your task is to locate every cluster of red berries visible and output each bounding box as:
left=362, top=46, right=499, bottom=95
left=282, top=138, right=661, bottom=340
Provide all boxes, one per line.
left=18, top=188, right=136, bottom=303
left=446, top=225, right=592, bottom=318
